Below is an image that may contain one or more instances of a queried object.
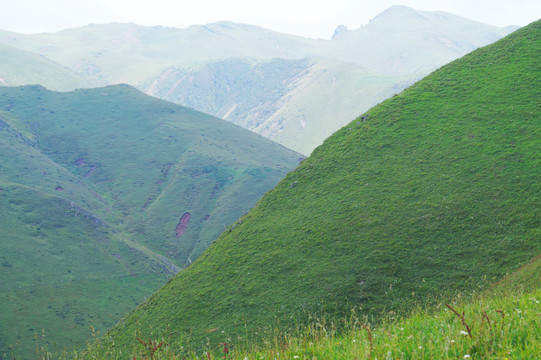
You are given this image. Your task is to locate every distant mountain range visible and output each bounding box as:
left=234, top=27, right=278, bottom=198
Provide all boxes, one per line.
left=0, top=84, right=300, bottom=356
left=103, top=19, right=540, bottom=354
left=0, top=6, right=517, bottom=154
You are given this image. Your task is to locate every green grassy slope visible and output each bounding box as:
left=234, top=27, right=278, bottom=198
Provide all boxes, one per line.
left=1, top=105, right=165, bottom=357
left=0, top=43, right=94, bottom=91
left=0, top=182, right=168, bottom=357
left=0, top=84, right=300, bottom=266
left=0, top=113, right=111, bottom=218
left=79, top=266, right=539, bottom=359
left=0, top=85, right=300, bottom=357
left=104, top=20, right=540, bottom=352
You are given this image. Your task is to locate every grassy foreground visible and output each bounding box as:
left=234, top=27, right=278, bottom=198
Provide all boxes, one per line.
left=23, top=260, right=540, bottom=359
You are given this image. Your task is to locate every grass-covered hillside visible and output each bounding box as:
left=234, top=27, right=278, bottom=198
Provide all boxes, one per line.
left=0, top=7, right=516, bottom=154
left=0, top=84, right=300, bottom=357
left=0, top=182, right=168, bottom=357
left=104, top=19, right=540, bottom=353
left=48, top=256, right=540, bottom=359
left=0, top=84, right=300, bottom=264
left=0, top=43, right=93, bottom=91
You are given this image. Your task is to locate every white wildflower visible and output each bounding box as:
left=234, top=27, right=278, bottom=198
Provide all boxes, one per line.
left=460, top=330, right=469, bottom=336
left=464, top=355, right=471, bottom=359
left=418, top=346, right=422, bottom=349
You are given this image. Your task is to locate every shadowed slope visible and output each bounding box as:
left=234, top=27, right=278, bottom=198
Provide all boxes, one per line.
left=0, top=84, right=301, bottom=265
left=0, top=84, right=301, bottom=357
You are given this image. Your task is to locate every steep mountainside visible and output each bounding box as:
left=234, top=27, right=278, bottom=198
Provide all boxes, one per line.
left=105, top=20, right=540, bottom=352
left=0, top=85, right=300, bottom=357
left=144, top=58, right=407, bottom=154
left=0, top=7, right=517, bottom=154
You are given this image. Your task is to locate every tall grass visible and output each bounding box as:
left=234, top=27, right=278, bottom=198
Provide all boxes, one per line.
left=20, top=285, right=539, bottom=359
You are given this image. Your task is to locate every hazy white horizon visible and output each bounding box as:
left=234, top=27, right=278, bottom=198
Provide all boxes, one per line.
left=1, top=0, right=539, bottom=39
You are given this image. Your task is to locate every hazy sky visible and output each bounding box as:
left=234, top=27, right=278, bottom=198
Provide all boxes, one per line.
left=1, top=0, right=539, bottom=39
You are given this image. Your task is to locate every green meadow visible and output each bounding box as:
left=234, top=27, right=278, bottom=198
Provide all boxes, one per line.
left=0, top=11, right=538, bottom=360
left=98, top=19, right=540, bottom=356
left=0, top=85, right=300, bottom=358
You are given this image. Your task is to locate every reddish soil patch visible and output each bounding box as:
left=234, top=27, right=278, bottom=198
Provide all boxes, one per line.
left=175, top=212, right=191, bottom=237
left=55, top=186, right=64, bottom=191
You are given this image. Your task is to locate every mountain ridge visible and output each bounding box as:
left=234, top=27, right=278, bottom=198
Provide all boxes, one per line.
left=0, top=6, right=518, bottom=154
